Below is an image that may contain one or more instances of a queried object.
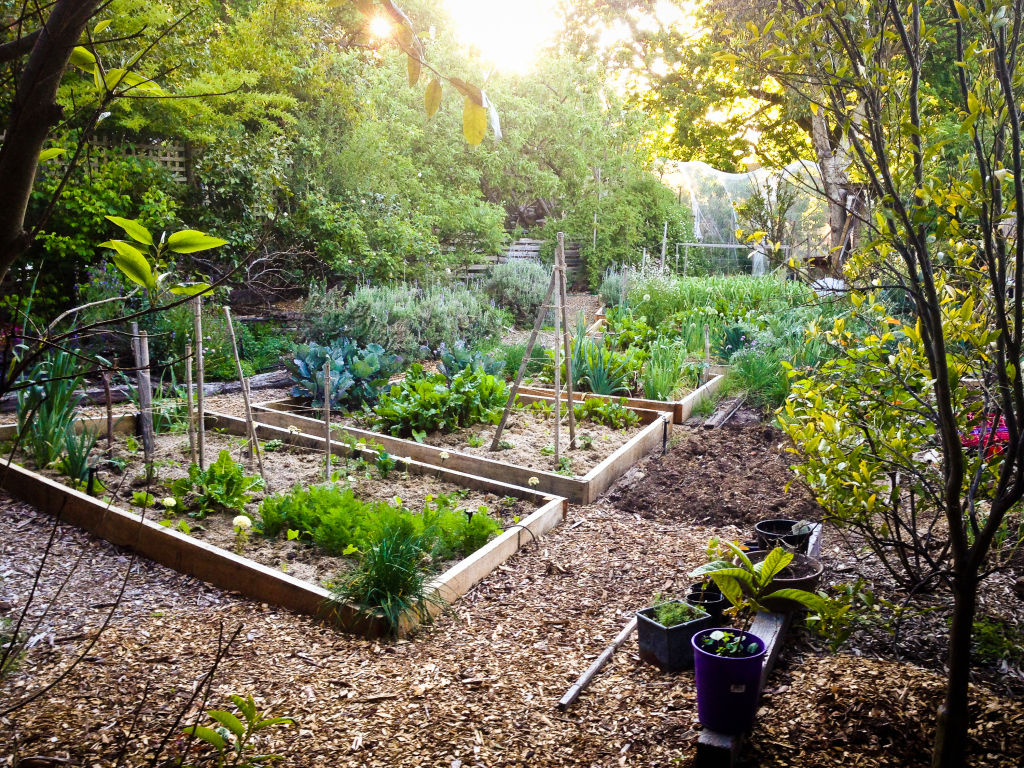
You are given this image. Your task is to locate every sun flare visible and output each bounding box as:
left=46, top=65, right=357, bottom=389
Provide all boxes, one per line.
left=441, top=0, right=560, bottom=73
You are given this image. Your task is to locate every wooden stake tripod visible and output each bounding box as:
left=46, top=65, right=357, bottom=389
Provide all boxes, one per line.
left=490, top=232, right=577, bottom=466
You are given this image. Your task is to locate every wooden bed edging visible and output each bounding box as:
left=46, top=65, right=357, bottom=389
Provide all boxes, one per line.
left=0, top=415, right=566, bottom=639
left=0, top=413, right=137, bottom=441
left=695, top=523, right=823, bottom=768
left=251, top=398, right=672, bottom=504
left=517, top=373, right=726, bottom=425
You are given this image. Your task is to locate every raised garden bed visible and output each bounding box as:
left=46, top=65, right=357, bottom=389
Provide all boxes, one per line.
left=253, top=394, right=673, bottom=504
left=518, top=371, right=728, bottom=425
left=0, top=411, right=565, bottom=638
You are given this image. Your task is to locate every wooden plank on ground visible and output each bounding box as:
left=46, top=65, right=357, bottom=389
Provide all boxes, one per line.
left=0, top=413, right=137, bottom=441
left=581, top=414, right=672, bottom=504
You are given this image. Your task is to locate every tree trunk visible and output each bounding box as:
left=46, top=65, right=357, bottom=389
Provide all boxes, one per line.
left=809, top=110, right=853, bottom=274
left=931, top=569, right=977, bottom=768
left=0, top=0, right=101, bottom=283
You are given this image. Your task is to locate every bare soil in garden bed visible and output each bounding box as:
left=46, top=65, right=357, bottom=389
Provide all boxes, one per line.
left=12, top=429, right=536, bottom=589
left=609, top=421, right=823, bottom=528
left=336, top=406, right=646, bottom=477
left=3, top=391, right=1023, bottom=768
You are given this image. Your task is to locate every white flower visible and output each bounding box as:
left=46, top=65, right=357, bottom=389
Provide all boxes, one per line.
left=287, top=425, right=301, bottom=434
left=161, top=497, right=177, bottom=509
left=642, top=294, right=651, bottom=302
left=709, top=630, right=725, bottom=641
left=528, top=476, right=540, bottom=487
left=232, top=515, right=252, bottom=530
left=439, top=451, right=450, bottom=461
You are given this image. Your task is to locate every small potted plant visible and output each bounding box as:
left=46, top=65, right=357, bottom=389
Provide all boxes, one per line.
left=690, top=628, right=766, bottom=734
left=685, top=580, right=727, bottom=621
left=636, top=596, right=714, bottom=672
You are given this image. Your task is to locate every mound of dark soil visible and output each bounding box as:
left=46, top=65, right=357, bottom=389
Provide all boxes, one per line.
left=610, top=421, right=822, bottom=528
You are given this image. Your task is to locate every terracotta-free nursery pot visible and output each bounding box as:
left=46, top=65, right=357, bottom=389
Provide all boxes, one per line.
left=754, top=518, right=813, bottom=553
left=636, top=602, right=714, bottom=672
left=685, top=589, right=728, bottom=621
left=691, top=628, right=766, bottom=735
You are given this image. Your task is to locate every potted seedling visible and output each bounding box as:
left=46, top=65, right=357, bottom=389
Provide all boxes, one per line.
left=636, top=595, right=714, bottom=672
left=691, top=539, right=827, bottom=615
left=685, top=580, right=727, bottom=621
left=690, top=627, right=766, bottom=735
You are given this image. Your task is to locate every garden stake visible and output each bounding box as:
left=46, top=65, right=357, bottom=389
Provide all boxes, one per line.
left=703, top=323, right=711, bottom=384
left=490, top=265, right=558, bottom=450
left=223, top=306, right=265, bottom=480
left=556, top=232, right=577, bottom=449
left=185, top=342, right=196, bottom=465
left=324, top=361, right=331, bottom=481
left=101, top=367, right=113, bottom=457
left=553, top=271, right=561, bottom=467
left=132, top=324, right=155, bottom=482
left=558, top=615, right=638, bottom=710
left=193, top=297, right=206, bottom=470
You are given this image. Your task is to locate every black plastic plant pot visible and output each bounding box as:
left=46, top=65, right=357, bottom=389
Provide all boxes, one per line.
left=688, top=580, right=723, bottom=596
left=636, top=602, right=714, bottom=672
left=754, top=519, right=812, bottom=553
left=685, top=590, right=728, bottom=621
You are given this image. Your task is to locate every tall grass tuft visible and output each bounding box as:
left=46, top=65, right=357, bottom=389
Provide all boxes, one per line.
left=333, top=521, right=447, bottom=636
left=16, top=350, right=83, bottom=468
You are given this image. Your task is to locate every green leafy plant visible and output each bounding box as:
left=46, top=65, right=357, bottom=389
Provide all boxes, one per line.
left=652, top=596, right=708, bottom=627
left=373, top=364, right=508, bottom=438
left=171, top=450, right=265, bottom=518
left=435, top=340, right=505, bottom=383
left=332, top=520, right=447, bottom=636
left=181, top=693, right=294, bottom=768
left=287, top=337, right=402, bottom=410
left=482, top=258, right=550, bottom=324
left=690, top=540, right=828, bottom=616
left=572, top=397, right=640, bottom=429
left=57, top=423, right=99, bottom=490
left=15, top=350, right=83, bottom=469
left=466, top=433, right=484, bottom=448
left=375, top=450, right=397, bottom=478
left=696, top=629, right=761, bottom=658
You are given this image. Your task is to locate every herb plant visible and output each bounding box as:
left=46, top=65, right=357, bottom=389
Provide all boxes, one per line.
left=652, top=597, right=708, bottom=627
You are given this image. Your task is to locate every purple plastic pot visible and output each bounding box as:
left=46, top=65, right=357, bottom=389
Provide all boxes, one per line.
left=691, top=628, right=767, bottom=735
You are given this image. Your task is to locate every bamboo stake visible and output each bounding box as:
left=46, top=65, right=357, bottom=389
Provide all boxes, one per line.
left=490, top=268, right=559, bottom=450
left=193, top=297, right=206, bottom=470
left=558, top=616, right=638, bottom=710
left=185, top=343, right=197, bottom=465
left=557, top=233, right=577, bottom=449
left=223, top=307, right=265, bottom=480
left=324, top=361, right=332, bottom=481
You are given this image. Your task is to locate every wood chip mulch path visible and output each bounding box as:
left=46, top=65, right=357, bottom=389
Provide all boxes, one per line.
left=2, top=425, right=1023, bottom=767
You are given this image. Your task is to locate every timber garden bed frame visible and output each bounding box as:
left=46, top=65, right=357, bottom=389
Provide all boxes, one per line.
left=518, top=371, right=727, bottom=426
left=252, top=392, right=673, bottom=504
left=0, top=412, right=565, bottom=639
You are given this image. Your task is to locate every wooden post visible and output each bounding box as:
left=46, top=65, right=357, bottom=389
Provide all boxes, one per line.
left=185, top=343, right=197, bottom=465
left=675, top=243, right=680, bottom=274
left=703, top=323, right=711, bottom=385
left=684, top=245, right=689, bottom=276
left=223, top=307, right=265, bottom=480
left=101, top=368, right=114, bottom=457
left=553, top=267, right=561, bottom=468
left=490, top=269, right=559, bottom=450
left=133, top=326, right=155, bottom=482
left=323, top=361, right=332, bottom=481
left=193, top=297, right=206, bottom=470
left=556, top=233, right=577, bottom=450
left=592, top=211, right=597, bottom=250
left=660, top=220, right=668, bottom=269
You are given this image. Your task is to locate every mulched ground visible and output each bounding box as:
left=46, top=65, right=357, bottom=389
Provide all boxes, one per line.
left=2, top=412, right=1023, bottom=767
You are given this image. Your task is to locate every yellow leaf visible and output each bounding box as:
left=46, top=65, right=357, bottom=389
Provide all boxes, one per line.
left=425, top=78, right=441, bottom=118
left=462, top=97, right=487, bottom=145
